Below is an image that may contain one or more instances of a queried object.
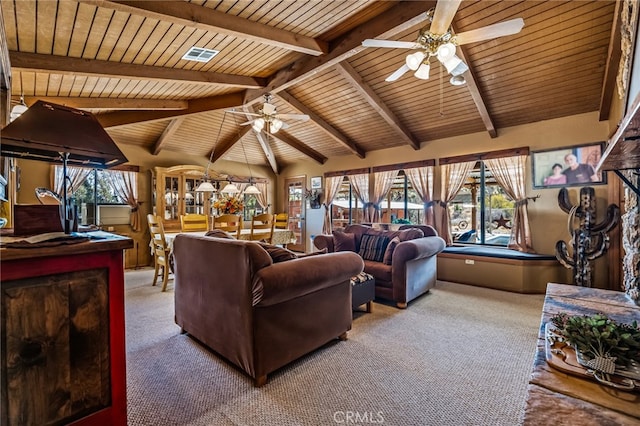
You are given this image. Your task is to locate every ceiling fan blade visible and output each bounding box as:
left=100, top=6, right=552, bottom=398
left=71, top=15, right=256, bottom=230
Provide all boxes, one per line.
left=455, top=18, right=525, bottom=45
left=239, top=119, right=255, bottom=126
left=430, top=0, right=463, bottom=35
left=385, top=64, right=410, bottom=82
left=226, top=109, right=260, bottom=117
left=362, top=39, right=418, bottom=49
left=277, top=113, right=310, bottom=121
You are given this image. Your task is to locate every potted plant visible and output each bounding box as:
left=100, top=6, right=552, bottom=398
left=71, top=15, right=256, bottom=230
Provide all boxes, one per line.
left=550, top=312, right=640, bottom=374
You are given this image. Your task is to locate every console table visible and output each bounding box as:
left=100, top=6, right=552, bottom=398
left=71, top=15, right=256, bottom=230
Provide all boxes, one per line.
left=523, top=283, right=640, bottom=425
left=1, top=231, right=132, bottom=426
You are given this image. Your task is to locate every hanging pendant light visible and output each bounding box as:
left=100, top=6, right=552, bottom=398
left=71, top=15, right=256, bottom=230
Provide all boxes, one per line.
left=244, top=183, right=261, bottom=194
left=10, top=94, right=28, bottom=122
left=221, top=181, right=240, bottom=194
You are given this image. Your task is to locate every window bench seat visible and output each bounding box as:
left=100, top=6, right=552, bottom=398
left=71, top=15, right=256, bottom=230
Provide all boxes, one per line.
left=437, top=245, right=570, bottom=294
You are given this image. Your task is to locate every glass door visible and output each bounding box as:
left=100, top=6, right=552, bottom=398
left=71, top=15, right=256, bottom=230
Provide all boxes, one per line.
left=184, top=177, right=205, bottom=215
left=284, top=176, right=305, bottom=252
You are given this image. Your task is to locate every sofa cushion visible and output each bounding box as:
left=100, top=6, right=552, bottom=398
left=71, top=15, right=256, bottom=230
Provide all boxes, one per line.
left=358, top=234, right=390, bottom=262
left=296, top=248, right=328, bottom=258
left=257, top=242, right=298, bottom=263
left=333, top=230, right=356, bottom=252
left=382, top=236, right=401, bottom=265
left=364, top=260, right=392, bottom=284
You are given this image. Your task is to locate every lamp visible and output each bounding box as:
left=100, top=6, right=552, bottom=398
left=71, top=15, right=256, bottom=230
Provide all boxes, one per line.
left=270, top=117, right=283, bottom=133
left=414, top=62, right=431, bottom=80
left=450, top=75, right=466, bottom=86
left=406, top=51, right=425, bottom=71
left=10, top=94, right=28, bottom=122
left=196, top=112, right=227, bottom=192
left=221, top=181, right=240, bottom=194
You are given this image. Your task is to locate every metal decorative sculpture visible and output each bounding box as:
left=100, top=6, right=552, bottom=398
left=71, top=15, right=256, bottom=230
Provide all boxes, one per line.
left=555, top=187, right=620, bottom=287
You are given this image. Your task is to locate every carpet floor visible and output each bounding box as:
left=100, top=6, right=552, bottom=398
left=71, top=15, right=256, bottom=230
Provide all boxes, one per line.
left=124, top=268, right=544, bottom=426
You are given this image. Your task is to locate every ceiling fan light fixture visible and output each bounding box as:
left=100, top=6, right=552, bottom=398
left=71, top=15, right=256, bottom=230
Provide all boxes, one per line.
left=449, top=60, right=469, bottom=77
left=442, top=55, right=462, bottom=73
left=436, top=42, right=456, bottom=62
left=271, top=118, right=283, bottom=133
left=405, top=51, right=425, bottom=71
left=450, top=75, right=466, bottom=86
left=252, top=117, right=265, bottom=132
left=414, top=62, right=431, bottom=80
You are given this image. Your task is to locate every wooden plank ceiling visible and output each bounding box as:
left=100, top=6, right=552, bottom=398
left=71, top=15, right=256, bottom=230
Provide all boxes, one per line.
left=2, top=0, right=618, bottom=173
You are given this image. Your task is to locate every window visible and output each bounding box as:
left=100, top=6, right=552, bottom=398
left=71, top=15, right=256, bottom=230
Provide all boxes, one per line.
left=58, top=166, right=131, bottom=226
left=379, top=172, right=424, bottom=225
left=330, top=178, right=361, bottom=230
left=449, top=162, right=515, bottom=246
left=243, top=194, right=263, bottom=221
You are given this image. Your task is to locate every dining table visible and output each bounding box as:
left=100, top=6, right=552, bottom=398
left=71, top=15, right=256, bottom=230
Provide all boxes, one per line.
left=163, top=228, right=297, bottom=251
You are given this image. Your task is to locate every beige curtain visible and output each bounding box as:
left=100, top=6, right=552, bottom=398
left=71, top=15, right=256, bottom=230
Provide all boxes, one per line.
left=348, top=173, right=370, bottom=223
left=53, top=165, right=91, bottom=197
left=107, top=170, right=141, bottom=232
left=255, top=182, right=269, bottom=210
left=437, top=161, right=475, bottom=245
left=372, top=170, right=399, bottom=222
left=322, top=175, right=344, bottom=233
left=484, top=155, right=534, bottom=252
left=405, top=166, right=435, bottom=226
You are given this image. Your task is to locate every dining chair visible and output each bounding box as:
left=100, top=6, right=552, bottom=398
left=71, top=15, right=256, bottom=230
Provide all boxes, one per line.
left=147, top=214, right=172, bottom=291
left=213, top=214, right=243, bottom=239
left=180, top=213, right=209, bottom=232
left=249, top=213, right=275, bottom=244
left=274, top=212, right=288, bottom=229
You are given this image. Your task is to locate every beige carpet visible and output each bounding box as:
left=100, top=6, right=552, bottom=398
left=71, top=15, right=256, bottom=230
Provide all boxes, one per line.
left=124, top=268, right=544, bottom=426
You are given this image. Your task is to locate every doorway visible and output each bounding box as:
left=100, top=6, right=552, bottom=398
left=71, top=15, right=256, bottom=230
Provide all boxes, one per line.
left=284, top=176, right=305, bottom=252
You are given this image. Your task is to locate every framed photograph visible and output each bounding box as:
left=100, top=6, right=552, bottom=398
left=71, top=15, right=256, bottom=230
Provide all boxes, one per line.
left=310, top=176, right=322, bottom=189
left=532, top=142, right=606, bottom=189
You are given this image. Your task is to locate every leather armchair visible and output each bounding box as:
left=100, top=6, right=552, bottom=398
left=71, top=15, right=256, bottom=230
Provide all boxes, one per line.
left=173, top=234, right=363, bottom=386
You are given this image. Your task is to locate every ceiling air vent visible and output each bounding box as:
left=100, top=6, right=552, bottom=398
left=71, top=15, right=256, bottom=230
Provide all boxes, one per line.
left=181, top=46, right=219, bottom=63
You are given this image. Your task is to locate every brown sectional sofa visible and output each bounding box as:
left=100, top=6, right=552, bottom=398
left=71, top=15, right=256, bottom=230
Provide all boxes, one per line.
left=172, top=233, right=364, bottom=386
left=314, top=224, right=446, bottom=308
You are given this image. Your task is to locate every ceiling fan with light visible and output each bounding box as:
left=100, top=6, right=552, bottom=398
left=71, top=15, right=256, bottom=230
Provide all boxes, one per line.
left=362, top=0, right=524, bottom=85
left=227, top=94, right=309, bottom=134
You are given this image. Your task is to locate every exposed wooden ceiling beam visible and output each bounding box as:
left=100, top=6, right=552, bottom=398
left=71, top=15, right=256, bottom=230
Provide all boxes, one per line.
left=253, top=131, right=280, bottom=175
left=599, top=0, right=622, bottom=121
left=335, top=62, right=420, bottom=150
left=153, top=118, right=184, bottom=155
left=243, top=1, right=436, bottom=106
left=212, top=125, right=252, bottom=164
left=23, top=96, right=188, bottom=110
left=10, top=51, right=264, bottom=89
left=277, top=91, right=365, bottom=158
left=78, top=0, right=327, bottom=56
left=96, top=92, right=244, bottom=128
left=455, top=44, right=497, bottom=138
left=268, top=131, right=327, bottom=165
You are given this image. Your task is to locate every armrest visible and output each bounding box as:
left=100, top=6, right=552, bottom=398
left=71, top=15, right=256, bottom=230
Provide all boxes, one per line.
left=254, top=252, right=363, bottom=307
left=391, top=236, right=446, bottom=268
left=313, top=234, right=335, bottom=252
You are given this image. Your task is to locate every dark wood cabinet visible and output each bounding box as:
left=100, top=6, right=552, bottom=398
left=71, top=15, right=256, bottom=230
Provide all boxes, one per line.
left=1, top=233, right=132, bottom=426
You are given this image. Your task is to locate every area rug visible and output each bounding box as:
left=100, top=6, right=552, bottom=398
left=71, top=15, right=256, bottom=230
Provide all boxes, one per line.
left=125, top=268, right=544, bottom=425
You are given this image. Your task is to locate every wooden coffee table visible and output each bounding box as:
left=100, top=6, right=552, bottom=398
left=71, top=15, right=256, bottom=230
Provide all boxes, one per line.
left=351, top=273, right=375, bottom=313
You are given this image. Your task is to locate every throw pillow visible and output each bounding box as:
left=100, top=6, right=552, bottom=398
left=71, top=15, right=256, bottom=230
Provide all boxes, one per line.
left=257, top=242, right=298, bottom=263
left=358, top=234, right=390, bottom=262
left=205, top=229, right=235, bottom=239
left=333, top=230, right=356, bottom=252
left=383, top=236, right=401, bottom=265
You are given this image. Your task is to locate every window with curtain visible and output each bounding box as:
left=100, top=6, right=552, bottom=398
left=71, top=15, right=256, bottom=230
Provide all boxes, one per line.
left=330, top=177, right=362, bottom=230
left=448, top=161, right=515, bottom=246
left=379, top=172, right=424, bottom=224
left=56, top=165, right=136, bottom=226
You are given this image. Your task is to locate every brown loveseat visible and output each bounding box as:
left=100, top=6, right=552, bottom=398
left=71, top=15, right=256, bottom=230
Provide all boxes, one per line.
left=314, top=224, right=445, bottom=309
left=172, top=233, right=364, bottom=386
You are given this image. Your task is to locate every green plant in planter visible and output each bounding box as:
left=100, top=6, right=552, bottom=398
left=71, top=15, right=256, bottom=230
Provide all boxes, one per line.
left=550, top=313, right=640, bottom=371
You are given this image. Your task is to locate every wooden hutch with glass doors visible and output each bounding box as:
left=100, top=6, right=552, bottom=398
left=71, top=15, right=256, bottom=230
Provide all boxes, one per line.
left=151, top=165, right=214, bottom=231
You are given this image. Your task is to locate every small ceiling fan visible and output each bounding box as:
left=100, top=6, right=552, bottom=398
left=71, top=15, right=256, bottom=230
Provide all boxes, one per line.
left=226, top=94, right=309, bottom=134
left=362, top=0, right=524, bottom=85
